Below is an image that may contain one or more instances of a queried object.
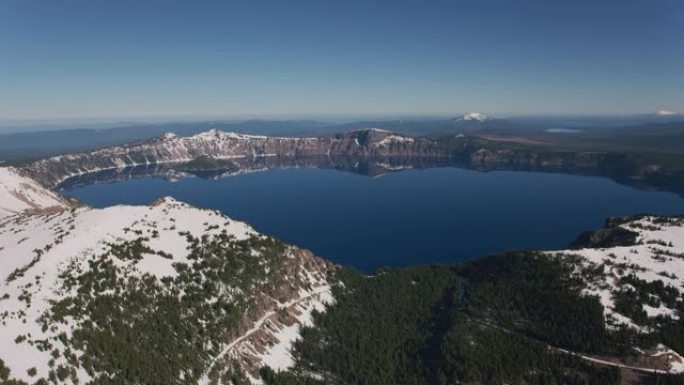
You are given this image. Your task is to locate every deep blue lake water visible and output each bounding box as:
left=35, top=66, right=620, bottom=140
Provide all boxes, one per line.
left=63, top=167, right=684, bottom=272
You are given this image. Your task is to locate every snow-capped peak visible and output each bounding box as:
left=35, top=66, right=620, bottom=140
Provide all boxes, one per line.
left=461, top=112, right=490, bottom=122
left=656, top=110, right=678, bottom=116
left=162, top=132, right=178, bottom=139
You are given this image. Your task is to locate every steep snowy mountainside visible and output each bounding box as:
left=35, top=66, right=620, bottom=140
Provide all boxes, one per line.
left=0, top=197, right=334, bottom=384
left=0, top=167, right=71, bottom=217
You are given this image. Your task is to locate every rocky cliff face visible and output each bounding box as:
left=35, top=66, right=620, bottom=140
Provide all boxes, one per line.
left=466, top=147, right=618, bottom=172
left=24, top=129, right=448, bottom=188
left=21, top=128, right=680, bottom=196
left=55, top=154, right=458, bottom=190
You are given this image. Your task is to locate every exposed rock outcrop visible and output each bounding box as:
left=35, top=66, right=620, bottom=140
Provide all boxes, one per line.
left=19, top=128, right=684, bottom=198
left=24, top=129, right=448, bottom=188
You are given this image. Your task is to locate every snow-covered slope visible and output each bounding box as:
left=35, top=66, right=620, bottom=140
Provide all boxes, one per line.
left=545, top=216, right=684, bottom=373
left=0, top=195, right=334, bottom=384
left=0, top=167, right=70, bottom=217
left=549, top=216, right=684, bottom=330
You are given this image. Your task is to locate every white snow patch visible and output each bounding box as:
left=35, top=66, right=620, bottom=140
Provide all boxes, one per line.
left=258, top=288, right=334, bottom=371
left=652, top=344, right=684, bottom=373
left=374, top=135, right=415, bottom=147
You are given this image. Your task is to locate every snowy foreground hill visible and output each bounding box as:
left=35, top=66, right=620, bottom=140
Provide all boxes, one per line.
left=1, top=165, right=683, bottom=384
left=0, top=167, right=333, bottom=384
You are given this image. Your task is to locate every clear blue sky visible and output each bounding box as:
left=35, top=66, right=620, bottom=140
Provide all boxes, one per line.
left=1, top=0, right=682, bottom=121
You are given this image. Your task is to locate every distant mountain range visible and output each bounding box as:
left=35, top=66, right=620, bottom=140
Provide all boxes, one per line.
left=1, top=113, right=683, bottom=161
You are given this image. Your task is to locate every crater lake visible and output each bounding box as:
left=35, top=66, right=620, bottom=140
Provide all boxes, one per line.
left=62, top=166, right=684, bottom=272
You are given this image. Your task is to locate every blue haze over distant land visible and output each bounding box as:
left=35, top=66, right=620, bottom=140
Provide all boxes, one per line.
left=1, top=0, right=682, bottom=122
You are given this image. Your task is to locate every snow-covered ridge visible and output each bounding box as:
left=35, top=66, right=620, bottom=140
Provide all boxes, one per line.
left=375, top=134, right=415, bottom=146
left=1, top=164, right=335, bottom=384
left=0, top=194, right=334, bottom=384
left=0, top=165, right=338, bottom=384
left=191, top=128, right=269, bottom=140
left=23, top=128, right=441, bottom=188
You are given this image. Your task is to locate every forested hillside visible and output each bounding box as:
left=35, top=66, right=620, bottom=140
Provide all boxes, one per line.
left=262, top=217, right=684, bottom=385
